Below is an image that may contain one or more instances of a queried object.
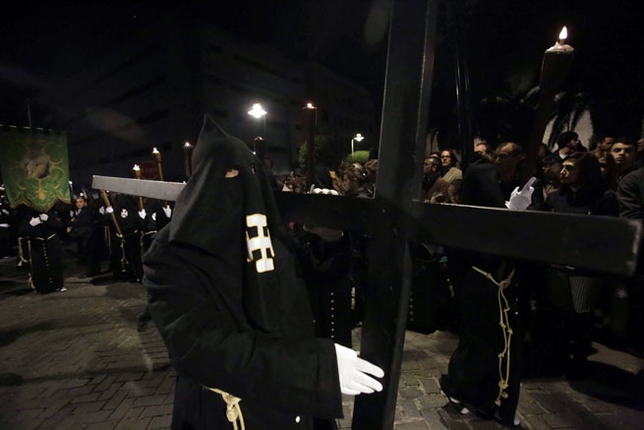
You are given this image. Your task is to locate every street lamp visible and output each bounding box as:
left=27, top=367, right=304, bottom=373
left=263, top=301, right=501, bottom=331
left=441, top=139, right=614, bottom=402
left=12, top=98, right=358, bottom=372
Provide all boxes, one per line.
left=248, top=103, right=267, bottom=153
left=351, top=133, right=364, bottom=155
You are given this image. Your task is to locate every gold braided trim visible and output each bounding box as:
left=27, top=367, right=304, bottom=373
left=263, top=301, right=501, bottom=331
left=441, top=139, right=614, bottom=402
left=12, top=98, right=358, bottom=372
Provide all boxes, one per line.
left=471, top=265, right=515, bottom=408
left=202, top=386, right=245, bottom=430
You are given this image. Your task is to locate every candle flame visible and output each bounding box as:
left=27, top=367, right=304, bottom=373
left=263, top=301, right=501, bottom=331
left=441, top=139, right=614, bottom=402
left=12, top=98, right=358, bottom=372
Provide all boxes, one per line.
left=133, top=164, right=140, bottom=171
left=304, top=102, right=316, bottom=109
left=558, top=26, right=568, bottom=41
left=184, top=141, right=191, bottom=147
left=152, top=147, right=159, bottom=154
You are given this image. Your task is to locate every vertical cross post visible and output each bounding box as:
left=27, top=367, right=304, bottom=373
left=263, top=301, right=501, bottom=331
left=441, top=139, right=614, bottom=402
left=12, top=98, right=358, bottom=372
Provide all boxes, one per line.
left=352, top=0, right=438, bottom=428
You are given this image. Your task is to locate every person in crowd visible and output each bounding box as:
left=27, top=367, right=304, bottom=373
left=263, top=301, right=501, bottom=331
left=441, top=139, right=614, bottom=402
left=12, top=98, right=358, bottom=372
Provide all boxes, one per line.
left=439, top=150, right=463, bottom=184
left=536, top=142, right=551, bottom=161
left=592, top=135, right=615, bottom=154
left=474, top=142, right=494, bottom=161
left=340, top=162, right=372, bottom=198
left=282, top=168, right=308, bottom=194
left=363, top=158, right=378, bottom=197
left=554, top=131, right=586, bottom=162
left=66, top=195, right=100, bottom=277
left=540, top=152, right=619, bottom=378
left=420, top=155, right=449, bottom=202
left=610, top=137, right=637, bottom=183
left=17, top=205, right=67, bottom=293
left=142, top=116, right=384, bottom=429
left=594, top=148, right=618, bottom=191
left=531, top=153, right=562, bottom=210
left=636, top=137, right=644, bottom=169
left=440, top=143, right=535, bottom=427
left=615, top=165, right=644, bottom=356
left=493, top=142, right=525, bottom=200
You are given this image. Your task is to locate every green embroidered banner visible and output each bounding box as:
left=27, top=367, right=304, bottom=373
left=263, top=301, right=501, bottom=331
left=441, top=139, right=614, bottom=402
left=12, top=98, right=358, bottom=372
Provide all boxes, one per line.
left=0, top=127, right=71, bottom=212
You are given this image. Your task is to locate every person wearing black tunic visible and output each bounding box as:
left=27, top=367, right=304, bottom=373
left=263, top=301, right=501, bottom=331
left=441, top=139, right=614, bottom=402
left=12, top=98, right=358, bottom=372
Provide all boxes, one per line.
left=143, top=116, right=383, bottom=429
left=18, top=205, right=66, bottom=293
left=103, top=194, right=146, bottom=282
left=440, top=152, right=533, bottom=427
left=67, top=196, right=101, bottom=277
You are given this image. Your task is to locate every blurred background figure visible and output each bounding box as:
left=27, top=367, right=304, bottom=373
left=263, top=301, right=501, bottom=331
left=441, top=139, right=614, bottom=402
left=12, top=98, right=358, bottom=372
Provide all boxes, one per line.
left=440, top=150, right=463, bottom=184
left=17, top=205, right=67, bottom=293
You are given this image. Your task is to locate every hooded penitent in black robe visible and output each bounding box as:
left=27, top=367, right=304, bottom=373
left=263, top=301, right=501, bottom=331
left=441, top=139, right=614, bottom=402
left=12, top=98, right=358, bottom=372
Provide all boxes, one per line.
left=143, top=116, right=342, bottom=429
left=17, top=206, right=66, bottom=293
left=440, top=155, right=522, bottom=426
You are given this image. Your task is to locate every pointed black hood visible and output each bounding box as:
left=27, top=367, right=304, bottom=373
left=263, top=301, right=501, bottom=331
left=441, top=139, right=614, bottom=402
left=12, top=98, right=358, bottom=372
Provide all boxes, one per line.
left=166, top=115, right=296, bottom=333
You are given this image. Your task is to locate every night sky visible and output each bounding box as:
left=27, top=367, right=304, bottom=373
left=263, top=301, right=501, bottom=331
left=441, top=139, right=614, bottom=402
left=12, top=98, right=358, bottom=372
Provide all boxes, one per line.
left=2, top=0, right=643, bottom=137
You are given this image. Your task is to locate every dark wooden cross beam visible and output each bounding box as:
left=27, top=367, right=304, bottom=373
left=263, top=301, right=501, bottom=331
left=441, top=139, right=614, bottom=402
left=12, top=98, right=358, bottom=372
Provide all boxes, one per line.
left=92, top=0, right=641, bottom=428
left=281, top=0, right=640, bottom=428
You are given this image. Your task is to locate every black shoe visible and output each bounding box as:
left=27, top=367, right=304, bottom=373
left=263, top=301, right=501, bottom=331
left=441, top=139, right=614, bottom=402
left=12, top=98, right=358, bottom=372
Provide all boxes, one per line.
left=493, top=411, right=521, bottom=427
left=439, top=375, right=470, bottom=415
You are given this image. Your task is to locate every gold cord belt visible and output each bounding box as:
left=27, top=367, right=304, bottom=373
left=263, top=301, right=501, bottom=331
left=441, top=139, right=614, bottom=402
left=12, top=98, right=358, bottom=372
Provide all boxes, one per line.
left=202, top=386, right=245, bottom=430
left=471, top=265, right=515, bottom=408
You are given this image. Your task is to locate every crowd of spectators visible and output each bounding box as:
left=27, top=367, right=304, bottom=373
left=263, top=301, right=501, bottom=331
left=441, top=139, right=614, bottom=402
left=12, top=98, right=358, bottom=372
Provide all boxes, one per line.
left=274, top=131, right=644, bottom=427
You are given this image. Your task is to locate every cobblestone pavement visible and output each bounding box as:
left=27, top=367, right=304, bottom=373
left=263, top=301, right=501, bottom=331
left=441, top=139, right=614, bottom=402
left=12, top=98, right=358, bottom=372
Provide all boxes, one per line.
left=1, top=256, right=643, bottom=429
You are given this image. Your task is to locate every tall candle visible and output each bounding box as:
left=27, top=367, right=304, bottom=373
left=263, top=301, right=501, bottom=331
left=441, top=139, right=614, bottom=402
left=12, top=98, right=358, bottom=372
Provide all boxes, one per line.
left=523, top=26, right=575, bottom=184
left=183, top=142, right=193, bottom=178
left=540, top=26, right=575, bottom=92
left=132, top=164, right=144, bottom=210
left=152, top=148, right=164, bottom=181
left=152, top=147, right=161, bottom=163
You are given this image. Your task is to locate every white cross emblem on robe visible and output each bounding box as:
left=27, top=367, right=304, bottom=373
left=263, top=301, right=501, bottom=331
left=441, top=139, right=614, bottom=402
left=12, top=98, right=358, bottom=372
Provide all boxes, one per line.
left=245, top=213, right=275, bottom=273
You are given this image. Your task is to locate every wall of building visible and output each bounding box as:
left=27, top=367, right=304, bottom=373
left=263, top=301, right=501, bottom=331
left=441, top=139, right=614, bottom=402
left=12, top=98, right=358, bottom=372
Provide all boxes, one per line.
left=36, top=15, right=379, bottom=190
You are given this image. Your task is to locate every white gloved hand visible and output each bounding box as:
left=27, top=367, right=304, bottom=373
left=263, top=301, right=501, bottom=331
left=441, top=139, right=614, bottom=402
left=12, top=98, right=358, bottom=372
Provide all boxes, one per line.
left=69, top=210, right=75, bottom=218
left=99, top=206, right=105, bottom=215
left=105, top=206, right=114, bottom=214
left=39, top=213, right=49, bottom=221
left=335, top=343, right=384, bottom=396
left=29, top=217, right=42, bottom=227
left=152, top=212, right=157, bottom=222
left=506, top=177, right=537, bottom=211
left=138, top=209, right=147, bottom=219
left=311, top=186, right=339, bottom=196
left=162, top=205, right=172, bottom=218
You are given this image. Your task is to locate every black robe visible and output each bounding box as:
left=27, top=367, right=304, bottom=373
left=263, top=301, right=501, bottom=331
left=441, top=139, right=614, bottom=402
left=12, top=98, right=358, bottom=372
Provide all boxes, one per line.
left=18, top=207, right=65, bottom=293
left=105, top=194, right=145, bottom=282
left=441, top=156, right=522, bottom=425
left=143, top=116, right=342, bottom=429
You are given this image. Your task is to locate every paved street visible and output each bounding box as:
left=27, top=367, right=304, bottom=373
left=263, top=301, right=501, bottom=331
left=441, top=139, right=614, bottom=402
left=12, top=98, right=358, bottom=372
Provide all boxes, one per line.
left=0, top=254, right=643, bottom=429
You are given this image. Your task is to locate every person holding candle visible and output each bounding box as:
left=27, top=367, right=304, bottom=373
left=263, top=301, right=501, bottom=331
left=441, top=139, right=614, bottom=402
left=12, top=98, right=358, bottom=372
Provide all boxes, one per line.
left=101, top=193, right=147, bottom=283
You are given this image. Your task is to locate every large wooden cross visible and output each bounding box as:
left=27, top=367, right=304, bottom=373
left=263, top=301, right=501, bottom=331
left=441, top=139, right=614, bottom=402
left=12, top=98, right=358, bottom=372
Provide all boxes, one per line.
left=93, top=1, right=641, bottom=428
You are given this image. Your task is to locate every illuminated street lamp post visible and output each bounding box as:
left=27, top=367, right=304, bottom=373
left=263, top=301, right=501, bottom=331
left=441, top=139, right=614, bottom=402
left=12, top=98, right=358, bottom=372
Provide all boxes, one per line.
left=247, top=103, right=267, bottom=153
left=351, top=133, right=364, bottom=155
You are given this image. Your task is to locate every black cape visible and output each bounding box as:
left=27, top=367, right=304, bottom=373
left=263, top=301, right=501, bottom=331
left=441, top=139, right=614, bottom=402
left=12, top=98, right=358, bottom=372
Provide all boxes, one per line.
left=143, top=116, right=342, bottom=429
